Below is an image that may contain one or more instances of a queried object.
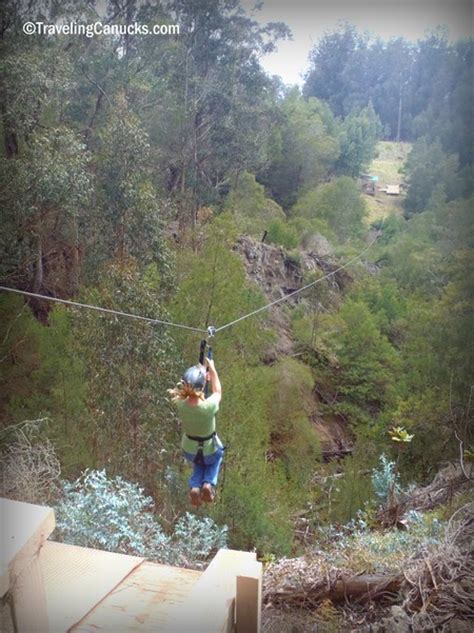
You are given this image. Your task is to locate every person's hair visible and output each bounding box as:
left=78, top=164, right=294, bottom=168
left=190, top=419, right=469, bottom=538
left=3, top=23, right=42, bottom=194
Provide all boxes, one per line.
left=168, top=382, right=205, bottom=402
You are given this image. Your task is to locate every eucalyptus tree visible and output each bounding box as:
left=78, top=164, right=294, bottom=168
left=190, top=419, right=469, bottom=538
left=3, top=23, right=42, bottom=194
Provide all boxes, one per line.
left=335, top=102, right=382, bottom=176
left=145, top=0, right=290, bottom=227
left=303, top=22, right=366, bottom=118
left=258, top=90, right=340, bottom=210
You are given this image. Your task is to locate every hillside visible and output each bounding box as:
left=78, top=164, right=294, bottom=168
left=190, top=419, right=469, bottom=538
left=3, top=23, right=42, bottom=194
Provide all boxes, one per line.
left=1, top=2, right=473, bottom=632
left=235, top=235, right=356, bottom=458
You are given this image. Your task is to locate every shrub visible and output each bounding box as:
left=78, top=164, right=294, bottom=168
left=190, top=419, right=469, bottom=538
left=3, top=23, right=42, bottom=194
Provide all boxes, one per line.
left=318, top=509, right=444, bottom=573
left=55, top=469, right=228, bottom=568
left=291, top=177, right=367, bottom=242
left=223, top=171, right=286, bottom=237
left=267, top=218, right=299, bottom=249
left=171, top=512, right=228, bottom=568
left=371, top=453, right=401, bottom=502
left=0, top=419, right=61, bottom=505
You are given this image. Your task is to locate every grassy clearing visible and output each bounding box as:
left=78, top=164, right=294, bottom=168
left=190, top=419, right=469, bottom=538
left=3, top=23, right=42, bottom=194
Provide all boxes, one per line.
left=364, top=140, right=411, bottom=223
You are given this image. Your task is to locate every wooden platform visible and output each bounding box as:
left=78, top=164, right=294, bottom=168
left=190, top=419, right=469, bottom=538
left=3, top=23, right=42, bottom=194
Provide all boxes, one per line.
left=2, top=498, right=262, bottom=632
left=41, top=541, right=144, bottom=631
left=0, top=498, right=55, bottom=596
left=73, top=561, right=201, bottom=632
left=1, top=498, right=55, bottom=632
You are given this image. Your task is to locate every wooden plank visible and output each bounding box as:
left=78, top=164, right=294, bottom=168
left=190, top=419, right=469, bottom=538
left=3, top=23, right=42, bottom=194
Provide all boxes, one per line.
left=73, top=561, right=201, bottom=632
left=41, top=541, right=144, bottom=632
left=0, top=595, right=15, bottom=633
left=11, top=554, right=49, bottom=633
left=236, top=560, right=262, bottom=633
left=0, top=498, right=55, bottom=596
left=0, top=498, right=55, bottom=632
left=168, top=549, right=257, bottom=633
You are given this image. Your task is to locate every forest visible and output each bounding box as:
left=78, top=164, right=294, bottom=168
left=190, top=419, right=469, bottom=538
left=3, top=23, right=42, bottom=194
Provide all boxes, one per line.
left=0, top=1, right=473, bottom=631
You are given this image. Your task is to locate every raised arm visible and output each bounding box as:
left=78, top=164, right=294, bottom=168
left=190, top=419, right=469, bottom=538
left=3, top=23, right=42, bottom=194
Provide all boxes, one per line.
left=205, top=358, right=222, bottom=403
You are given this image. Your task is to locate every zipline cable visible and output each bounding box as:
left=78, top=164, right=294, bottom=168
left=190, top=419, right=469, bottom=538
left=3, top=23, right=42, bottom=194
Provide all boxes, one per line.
left=214, top=233, right=380, bottom=333
left=0, top=286, right=207, bottom=334
left=0, top=228, right=382, bottom=337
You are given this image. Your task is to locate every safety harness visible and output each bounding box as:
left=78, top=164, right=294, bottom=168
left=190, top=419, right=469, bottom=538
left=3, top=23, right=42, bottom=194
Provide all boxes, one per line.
left=191, top=334, right=216, bottom=465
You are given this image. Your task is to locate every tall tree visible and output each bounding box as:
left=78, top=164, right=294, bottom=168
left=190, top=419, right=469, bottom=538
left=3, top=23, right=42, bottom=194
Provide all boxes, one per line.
left=303, top=23, right=367, bottom=118
left=257, top=89, right=339, bottom=209
left=151, top=0, right=289, bottom=227
left=335, top=102, right=382, bottom=176
left=404, top=138, right=459, bottom=216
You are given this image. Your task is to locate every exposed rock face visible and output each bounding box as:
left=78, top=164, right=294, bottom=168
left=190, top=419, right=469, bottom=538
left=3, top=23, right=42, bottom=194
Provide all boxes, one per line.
left=233, top=235, right=351, bottom=362
left=234, top=236, right=304, bottom=303
left=234, top=235, right=349, bottom=306
left=234, top=235, right=355, bottom=456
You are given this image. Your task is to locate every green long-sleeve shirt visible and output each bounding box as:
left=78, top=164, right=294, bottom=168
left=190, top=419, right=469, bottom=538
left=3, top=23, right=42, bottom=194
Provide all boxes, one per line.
left=177, top=394, right=220, bottom=456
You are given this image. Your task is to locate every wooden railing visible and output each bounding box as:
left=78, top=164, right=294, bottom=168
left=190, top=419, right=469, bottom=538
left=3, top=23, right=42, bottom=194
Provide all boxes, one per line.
left=0, top=498, right=262, bottom=632
left=168, top=548, right=262, bottom=633
left=1, top=497, right=55, bottom=632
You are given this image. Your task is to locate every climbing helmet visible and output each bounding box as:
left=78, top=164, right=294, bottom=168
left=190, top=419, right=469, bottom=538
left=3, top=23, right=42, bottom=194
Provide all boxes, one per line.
left=182, top=365, right=206, bottom=390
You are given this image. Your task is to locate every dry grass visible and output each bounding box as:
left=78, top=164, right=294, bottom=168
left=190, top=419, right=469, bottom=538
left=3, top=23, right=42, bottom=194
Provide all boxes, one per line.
left=371, top=141, right=411, bottom=184
left=262, top=602, right=341, bottom=633
left=402, top=503, right=474, bottom=632
left=364, top=140, right=412, bottom=223
left=0, top=419, right=61, bottom=504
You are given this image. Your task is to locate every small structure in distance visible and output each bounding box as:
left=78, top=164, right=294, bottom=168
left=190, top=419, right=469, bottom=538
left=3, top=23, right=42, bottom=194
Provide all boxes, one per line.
left=385, top=184, right=400, bottom=195
left=359, top=173, right=379, bottom=196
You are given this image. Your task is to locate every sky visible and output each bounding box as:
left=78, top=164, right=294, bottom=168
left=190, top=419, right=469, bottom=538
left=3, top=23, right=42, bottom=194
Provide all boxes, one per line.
left=242, top=0, right=473, bottom=85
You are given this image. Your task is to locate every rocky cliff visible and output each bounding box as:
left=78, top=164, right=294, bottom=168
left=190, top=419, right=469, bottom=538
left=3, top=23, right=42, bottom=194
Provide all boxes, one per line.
left=234, top=235, right=356, bottom=457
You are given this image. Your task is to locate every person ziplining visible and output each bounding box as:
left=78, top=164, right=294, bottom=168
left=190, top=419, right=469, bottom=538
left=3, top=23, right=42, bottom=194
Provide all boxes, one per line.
left=168, top=340, right=224, bottom=507
left=0, top=232, right=382, bottom=506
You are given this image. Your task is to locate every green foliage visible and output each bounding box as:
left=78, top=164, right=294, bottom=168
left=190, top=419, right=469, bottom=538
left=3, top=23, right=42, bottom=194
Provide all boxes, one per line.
left=0, top=33, right=74, bottom=144
left=304, top=24, right=471, bottom=163
left=371, top=213, right=406, bottom=245
left=196, top=358, right=318, bottom=555
left=212, top=365, right=296, bottom=555
left=318, top=299, right=399, bottom=424
left=433, top=196, right=474, bottom=402
left=0, top=127, right=93, bottom=290
left=0, top=296, right=42, bottom=424
left=404, top=138, right=459, bottom=216
left=266, top=219, right=299, bottom=249
left=323, top=453, right=376, bottom=525
left=288, top=217, right=336, bottom=250
left=258, top=90, right=339, bottom=209
left=73, top=261, right=180, bottom=487
left=351, top=277, right=406, bottom=339
left=142, top=0, right=289, bottom=215
left=265, top=359, right=321, bottom=486
left=223, top=172, right=285, bottom=237
left=55, top=469, right=227, bottom=568
left=291, top=177, right=367, bottom=242
left=170, top=213, right=272, bottom=367
left=0, top=296, right=91, bottom=473
left=90, top=94, right=173, bottom=284
left=304, top=23, right=367, bottom=118
left=335, top=103, right=382, bottom=176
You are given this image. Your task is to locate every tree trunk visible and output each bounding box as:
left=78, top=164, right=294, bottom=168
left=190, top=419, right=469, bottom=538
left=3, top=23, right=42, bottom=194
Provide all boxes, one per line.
left=1, top=103, right=18, bottom=158
left=265, top=572, right=402, bottom=607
